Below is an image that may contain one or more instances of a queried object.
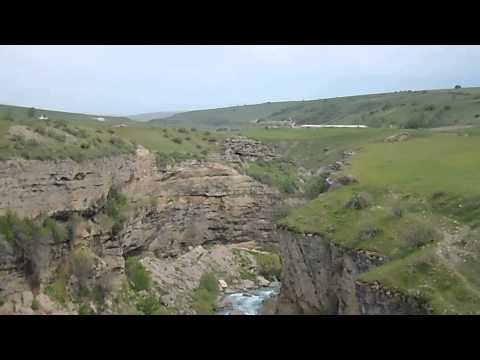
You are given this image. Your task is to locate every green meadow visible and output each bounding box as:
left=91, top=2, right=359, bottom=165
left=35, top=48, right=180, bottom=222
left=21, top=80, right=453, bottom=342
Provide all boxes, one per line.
left=279, top=129, right=480, bottom=314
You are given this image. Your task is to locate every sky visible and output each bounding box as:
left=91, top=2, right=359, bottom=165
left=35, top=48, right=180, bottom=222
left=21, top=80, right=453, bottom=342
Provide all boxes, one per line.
left=1, top=45, right=480, bottom=116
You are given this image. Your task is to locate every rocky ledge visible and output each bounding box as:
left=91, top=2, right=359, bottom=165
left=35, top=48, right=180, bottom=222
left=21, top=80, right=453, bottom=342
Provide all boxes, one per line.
left=222, top=136, right=278, bottom=163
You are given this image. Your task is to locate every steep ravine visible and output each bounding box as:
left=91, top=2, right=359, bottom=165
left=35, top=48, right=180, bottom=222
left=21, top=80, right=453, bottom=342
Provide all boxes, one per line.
left=0, top=140, right=280, bottom=314
left=275, top=230, right=430, bottom=314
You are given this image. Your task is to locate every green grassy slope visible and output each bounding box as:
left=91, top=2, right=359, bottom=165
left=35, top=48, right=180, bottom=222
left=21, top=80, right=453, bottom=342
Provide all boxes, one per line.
left=150, top=101, right=299, bottom=128
left=0, top=113, right=227, bottom=163
left=151, top=87, right=480, bottom=129
left=276, top=128, right=480, bottom=314
left=264, top=88, right=480, bottom=128
left=0, top=104, right=131, bottom=124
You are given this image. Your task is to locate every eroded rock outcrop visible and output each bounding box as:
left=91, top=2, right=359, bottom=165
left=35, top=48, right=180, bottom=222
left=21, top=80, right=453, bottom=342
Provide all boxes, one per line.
left=0, top=145, right=155, bottom=218
left=222, top=137, right=278, bottom=163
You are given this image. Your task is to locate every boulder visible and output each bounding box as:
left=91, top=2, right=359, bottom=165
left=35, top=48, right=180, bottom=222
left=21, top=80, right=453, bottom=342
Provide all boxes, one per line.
left=240, top=279, right=256, bottom=289
left=384, top=133, right=413, bottom=143
left=257, top=276, right=270, bottom=287
left=218, top=279, right=228, bottom=289
left=345, top=192, right=372, bottom=210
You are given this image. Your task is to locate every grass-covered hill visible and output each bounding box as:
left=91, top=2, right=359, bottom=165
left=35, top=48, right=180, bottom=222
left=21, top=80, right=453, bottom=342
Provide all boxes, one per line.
left=151, top=87, right=480, bottom=129
left=0, top=104, right=131, bottom=124
left=150, top=101, right=299, bottom=129
left=128, top=112, right=180, bottom=122
left=0, top=112, right=229, bottom=164
left=268, top=127, right=480, bottom=314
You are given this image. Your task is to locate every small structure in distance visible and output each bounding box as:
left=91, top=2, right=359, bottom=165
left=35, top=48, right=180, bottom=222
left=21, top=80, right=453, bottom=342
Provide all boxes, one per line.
left=300, top=124, right=368, bottom=128
left=38, top=114, right=49, bottom=120
left=92, top=117, right=105, bottom=122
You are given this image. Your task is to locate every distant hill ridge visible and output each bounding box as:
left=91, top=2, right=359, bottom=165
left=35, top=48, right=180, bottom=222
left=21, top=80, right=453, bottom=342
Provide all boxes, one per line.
left=0, top=103, right=131, bottom=123
left=151, top=87, right=480, bottom=129
left=128, top=111, right=180, bottom=122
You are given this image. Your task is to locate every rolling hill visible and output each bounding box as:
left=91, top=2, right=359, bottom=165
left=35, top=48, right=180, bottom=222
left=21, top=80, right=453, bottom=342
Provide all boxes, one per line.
left=151, top=87, right=480, bottom=129
left=0, top=104, right=132, bottom=124
left=150, top=101, right=299, bottom=128
left=128, top=111, right=180, bottom=122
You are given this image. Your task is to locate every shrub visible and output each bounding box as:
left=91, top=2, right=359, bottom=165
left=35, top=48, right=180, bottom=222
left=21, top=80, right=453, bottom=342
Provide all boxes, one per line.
left=403, top=114, right=428, bottom=129
left=199, top=272, right=219, bottom=294
left=25, top=139, right=40, bottom=147
left=178, top=128, right=187, bottom=133
left=78, top=303, right=92, bottom=315
left=444, top=105, right=451, bottom=111
left=304, top=175, right=328, bottom=200
left=401, top=221, right=440, bottom=249
left=43, top=218, right=66, bottom=243
left=278, top=178, right=297, bottom=194
left=28, top=108, right=36, bottom=118
left=46, top=129, right=66, bottom=142
left=382, top=102, right=393, bottom=111
left=192, top=272, right=219, bottom=315
left=104, top=186, right=128, bottom=220
left=4, top=110, right=13, bottom=121
left=345, top=192, right=372, bottom=209
left=424, top=105, right=435, bottom=111
left=70, top=152, right=86, bottom=163
left=70, top=249, right=95, bottom=290
left=34, top=126, right=46, bottom=135
left=172, top=137, right=183, bottom=144
left=0, top=212, right=50, bottom=289
left=45, top=279, right=67, bottom=305
left=31, top=297, right=39, bottom=311
left=137, top=293, right=162, bottom=315
left=109, top=136, right=126, bottom=147
left=126, top=256, right=151, bottom=291
left=67, top=213, right=83, bottom=243
left=272, top=203, right=293, bottom=221
left=357, top=225, right=383, bottom=242
left=253, top=252, right=282, bottom=281
left=94, top=272, right=115, bottom=304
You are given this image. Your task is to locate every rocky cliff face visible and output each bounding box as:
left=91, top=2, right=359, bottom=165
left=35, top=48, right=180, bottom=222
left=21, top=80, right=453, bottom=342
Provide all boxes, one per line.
left=276, top=230, right=429, bottom=315
left=0, top=146, right=155, bottom=218
left=0, top=144, right=278, bottom=314
left=117, top=161, right=277, bottom=257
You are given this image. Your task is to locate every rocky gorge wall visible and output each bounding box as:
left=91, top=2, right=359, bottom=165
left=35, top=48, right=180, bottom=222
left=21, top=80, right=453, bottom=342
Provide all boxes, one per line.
left=275, top=230, right=429, bottom=315
left=0, top=146, right=155, bottom=218
left=0, top=143, right=279, bottom=314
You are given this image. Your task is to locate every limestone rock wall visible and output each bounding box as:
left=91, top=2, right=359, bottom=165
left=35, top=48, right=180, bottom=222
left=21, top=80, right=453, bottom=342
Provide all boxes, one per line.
left=0, top=146, right=156, bottom=218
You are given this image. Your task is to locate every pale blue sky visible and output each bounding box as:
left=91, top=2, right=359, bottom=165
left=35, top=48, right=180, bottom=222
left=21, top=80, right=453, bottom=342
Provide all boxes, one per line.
left=1, top=45, right=479, bottom=115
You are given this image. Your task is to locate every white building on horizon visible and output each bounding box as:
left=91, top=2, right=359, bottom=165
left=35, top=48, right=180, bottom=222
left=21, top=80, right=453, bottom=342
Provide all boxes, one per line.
left=299, top=124, right=368, bottom=128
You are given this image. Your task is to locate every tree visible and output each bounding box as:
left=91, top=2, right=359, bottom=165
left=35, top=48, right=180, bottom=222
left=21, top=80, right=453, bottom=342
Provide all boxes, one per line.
left=454, top=85, right=462, bottom=89
left=4, top=109, right=13, bottom=121
left=28, top=107, right=36, bottom=118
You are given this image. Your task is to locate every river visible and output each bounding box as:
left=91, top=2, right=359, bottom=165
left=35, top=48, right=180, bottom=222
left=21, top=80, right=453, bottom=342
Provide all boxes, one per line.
left=215, top=283, right=280, bottom=315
